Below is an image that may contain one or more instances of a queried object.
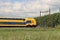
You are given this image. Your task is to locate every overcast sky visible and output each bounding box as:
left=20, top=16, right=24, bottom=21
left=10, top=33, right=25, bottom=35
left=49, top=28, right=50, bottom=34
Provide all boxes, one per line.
left=0, top=0, right=60, bottom=18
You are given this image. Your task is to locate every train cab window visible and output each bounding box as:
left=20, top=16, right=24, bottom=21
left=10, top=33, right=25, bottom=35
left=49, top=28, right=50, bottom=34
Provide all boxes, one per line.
left=27, top=21, right=31, bottom=23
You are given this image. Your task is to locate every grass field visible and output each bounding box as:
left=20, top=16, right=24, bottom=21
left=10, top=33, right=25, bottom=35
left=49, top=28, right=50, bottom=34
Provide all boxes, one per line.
left=0, top=27, right=60, bottom=40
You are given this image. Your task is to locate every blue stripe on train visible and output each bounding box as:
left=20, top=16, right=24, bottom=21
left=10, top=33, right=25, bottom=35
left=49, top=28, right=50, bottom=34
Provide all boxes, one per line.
left=8, top=22, right=16, bottom=24
left=7, top=22, right=26, bottom=24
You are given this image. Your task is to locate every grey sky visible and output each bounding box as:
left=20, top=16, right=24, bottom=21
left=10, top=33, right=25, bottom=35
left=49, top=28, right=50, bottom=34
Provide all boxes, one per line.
left=0, top=0, right=60, bottom=18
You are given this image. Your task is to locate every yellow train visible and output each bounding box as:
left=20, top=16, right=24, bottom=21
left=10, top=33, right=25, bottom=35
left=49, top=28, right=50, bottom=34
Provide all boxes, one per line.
left=0, top=18, right=37, bottom=27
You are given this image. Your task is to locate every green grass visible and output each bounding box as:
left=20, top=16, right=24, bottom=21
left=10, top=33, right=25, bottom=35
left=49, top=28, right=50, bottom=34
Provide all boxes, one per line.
left=0, top=27, right=60, bottom=40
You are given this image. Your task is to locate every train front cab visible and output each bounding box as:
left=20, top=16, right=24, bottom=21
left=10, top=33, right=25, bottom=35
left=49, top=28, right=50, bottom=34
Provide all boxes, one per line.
left=25, top=18, right=37, bottom=27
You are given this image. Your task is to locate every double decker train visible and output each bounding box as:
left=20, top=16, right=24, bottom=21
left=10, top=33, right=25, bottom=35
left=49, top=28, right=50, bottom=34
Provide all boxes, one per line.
left=0, top=18, right=37, bottom=27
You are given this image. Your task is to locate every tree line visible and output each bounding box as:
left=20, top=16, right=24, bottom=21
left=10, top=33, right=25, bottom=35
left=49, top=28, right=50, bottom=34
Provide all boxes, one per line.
left=35, top=12, right=60, bottom=27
